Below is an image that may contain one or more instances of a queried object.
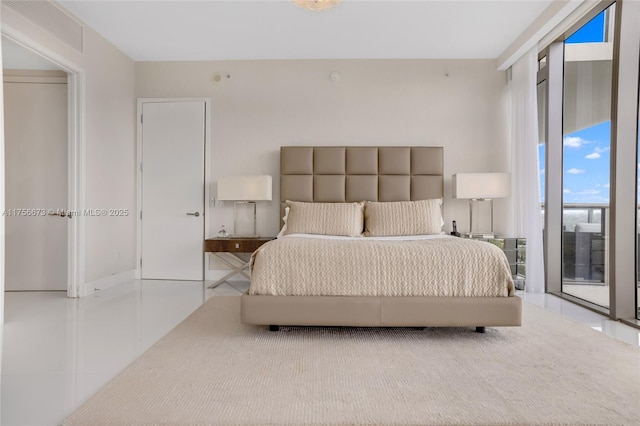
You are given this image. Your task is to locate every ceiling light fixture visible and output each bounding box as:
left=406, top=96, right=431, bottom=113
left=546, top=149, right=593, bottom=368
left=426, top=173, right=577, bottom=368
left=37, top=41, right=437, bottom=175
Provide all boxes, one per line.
left=292, top=0, right=341, bottom=12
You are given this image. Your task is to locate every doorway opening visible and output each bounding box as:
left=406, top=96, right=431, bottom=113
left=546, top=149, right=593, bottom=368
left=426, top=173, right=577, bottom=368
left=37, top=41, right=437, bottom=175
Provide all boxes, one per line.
left=1, top=31, right=85, bottom=299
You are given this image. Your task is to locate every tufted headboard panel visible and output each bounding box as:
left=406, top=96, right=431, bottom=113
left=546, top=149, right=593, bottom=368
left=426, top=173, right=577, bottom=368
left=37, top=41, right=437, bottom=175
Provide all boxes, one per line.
left=280, top=146, right=443, bottom=222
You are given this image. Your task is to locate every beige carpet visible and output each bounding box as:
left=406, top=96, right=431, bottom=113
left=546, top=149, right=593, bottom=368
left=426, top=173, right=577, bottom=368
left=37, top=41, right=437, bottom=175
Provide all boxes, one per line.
left=66, top=296, right=640, bottom=425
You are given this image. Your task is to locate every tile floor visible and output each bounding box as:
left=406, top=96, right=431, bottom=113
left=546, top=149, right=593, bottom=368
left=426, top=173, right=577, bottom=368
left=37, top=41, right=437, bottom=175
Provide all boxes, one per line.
left=1, top=280, right=639, bottom=425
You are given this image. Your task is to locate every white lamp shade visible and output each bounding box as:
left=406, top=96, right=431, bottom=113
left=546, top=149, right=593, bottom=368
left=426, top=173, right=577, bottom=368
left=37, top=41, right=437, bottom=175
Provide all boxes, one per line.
left=217, top=175, right=272, bottom=201
left=452, top=173, right=510, bottom=199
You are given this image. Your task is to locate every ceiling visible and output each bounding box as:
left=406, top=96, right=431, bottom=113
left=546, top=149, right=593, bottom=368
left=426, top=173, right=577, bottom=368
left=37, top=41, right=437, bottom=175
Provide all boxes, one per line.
left=57, top=0, right=554, bottom=62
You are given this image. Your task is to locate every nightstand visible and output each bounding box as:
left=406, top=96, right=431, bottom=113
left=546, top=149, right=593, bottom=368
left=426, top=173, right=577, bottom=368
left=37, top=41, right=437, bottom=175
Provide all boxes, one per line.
left=204, top=237, right=274, bottom=289
left=462, top=235, right=526, bottom=290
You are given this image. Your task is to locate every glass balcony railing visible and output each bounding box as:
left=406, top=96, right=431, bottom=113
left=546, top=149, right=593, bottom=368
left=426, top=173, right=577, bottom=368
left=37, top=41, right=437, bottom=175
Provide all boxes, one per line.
left=541, top=203, right=607, bottom=283
left=561, top=203, right=607, bottom=285
left=541, top=204, right=609, bottom=309
left=541, top=204, right=640, bottom=314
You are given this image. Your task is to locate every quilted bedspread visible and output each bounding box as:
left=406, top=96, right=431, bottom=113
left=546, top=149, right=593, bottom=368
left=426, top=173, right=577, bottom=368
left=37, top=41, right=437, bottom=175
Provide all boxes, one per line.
left=249, top=235, right=515, bottom=297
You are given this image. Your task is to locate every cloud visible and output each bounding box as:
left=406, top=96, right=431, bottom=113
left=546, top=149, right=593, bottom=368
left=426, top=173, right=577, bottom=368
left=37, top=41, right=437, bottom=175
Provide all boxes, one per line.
left=603, top=183, right=610, bottom=188
left=585, top=147, right=610, bottom=159
left=539, top=169, right=545, bottom=175
left=576, top=189, right=600, bottom=195
left=564, top=136, right=588, bottom=148
left=563, top=189, right=571, bottom=193
left=567, top=168, right=585, bottom=174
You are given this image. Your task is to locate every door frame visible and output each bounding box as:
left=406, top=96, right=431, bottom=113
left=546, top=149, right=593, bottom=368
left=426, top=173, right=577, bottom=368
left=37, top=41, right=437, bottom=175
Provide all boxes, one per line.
left=1, top=28, right=86, bottom=298
left=136, top=98, right=211, bottom=280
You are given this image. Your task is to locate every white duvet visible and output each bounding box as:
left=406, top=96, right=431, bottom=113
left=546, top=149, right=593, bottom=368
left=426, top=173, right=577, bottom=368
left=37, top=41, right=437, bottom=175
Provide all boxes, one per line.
left=249, top=234, right=515, bottom=297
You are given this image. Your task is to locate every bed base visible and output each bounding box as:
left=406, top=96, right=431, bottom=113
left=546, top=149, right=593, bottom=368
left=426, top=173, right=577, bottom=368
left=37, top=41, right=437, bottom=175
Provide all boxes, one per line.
left=268, top=325, right=487, bottom=333
left=242, top=293, right=522, bottom=329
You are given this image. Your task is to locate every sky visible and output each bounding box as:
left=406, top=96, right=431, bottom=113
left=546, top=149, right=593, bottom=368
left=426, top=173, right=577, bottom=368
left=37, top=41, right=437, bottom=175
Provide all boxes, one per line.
left=565, top=10, right=605, bottom=44
left=539, top=122, right=612, bottom=204
left=539, top=9, right=616, bottom=205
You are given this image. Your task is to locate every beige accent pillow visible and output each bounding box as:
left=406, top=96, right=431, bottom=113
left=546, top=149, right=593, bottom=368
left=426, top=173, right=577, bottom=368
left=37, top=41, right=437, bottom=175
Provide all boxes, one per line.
left=284, top=201, right=364, bottom=237
left=364, top=199, right=443, bottom=236
left=276, top=206, right=290, bottom=238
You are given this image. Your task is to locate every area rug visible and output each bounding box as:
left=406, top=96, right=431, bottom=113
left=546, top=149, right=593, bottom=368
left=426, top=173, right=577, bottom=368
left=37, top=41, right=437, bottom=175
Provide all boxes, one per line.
left=65, top=296, right=640, bottom=425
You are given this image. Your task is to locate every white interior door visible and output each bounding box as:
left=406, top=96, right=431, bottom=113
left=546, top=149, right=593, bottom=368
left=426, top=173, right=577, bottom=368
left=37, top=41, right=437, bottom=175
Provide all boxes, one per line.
left=141, top=100, right=205, bottom=280
left=3, top=76, right=68, bottom=291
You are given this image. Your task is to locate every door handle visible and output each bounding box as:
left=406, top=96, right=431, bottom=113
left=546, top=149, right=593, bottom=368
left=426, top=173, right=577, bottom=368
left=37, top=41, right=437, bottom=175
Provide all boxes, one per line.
left=186, top=212, right=200, bottom=217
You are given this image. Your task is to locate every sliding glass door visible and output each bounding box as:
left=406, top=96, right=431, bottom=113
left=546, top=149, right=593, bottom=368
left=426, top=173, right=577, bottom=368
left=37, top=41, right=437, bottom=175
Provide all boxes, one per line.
left=561, top=6, right=614, bottom=310
left=539, top=0, right=640, bottom=326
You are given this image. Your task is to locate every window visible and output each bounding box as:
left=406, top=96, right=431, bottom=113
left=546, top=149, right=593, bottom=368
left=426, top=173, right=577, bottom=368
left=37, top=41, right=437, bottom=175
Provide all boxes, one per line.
left=539, top=56, right=548, bottom=70
left=538, top=80, right=547, bottom=227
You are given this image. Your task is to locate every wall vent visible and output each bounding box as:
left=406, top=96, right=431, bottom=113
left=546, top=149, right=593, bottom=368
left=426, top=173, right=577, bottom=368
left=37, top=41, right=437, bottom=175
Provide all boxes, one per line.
left=4, top=0, right=84, bottom=53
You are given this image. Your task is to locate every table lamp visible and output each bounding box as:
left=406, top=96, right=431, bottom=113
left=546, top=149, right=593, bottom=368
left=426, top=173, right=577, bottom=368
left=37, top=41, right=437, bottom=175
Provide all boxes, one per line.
left=452, top=173, right=510, bottom=238
left=217, top=175, right=272, bottom=237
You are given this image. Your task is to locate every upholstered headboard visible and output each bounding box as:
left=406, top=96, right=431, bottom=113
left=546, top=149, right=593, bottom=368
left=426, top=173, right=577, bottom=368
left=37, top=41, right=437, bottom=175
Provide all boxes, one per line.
left=280, top=146, right=444, bottom=219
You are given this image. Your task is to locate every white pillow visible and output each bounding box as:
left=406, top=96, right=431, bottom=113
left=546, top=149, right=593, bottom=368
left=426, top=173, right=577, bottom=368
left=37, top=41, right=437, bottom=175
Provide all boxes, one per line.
left=284, top=201, right=364, bottom=237
left=364, top=199, right=443, bottom=236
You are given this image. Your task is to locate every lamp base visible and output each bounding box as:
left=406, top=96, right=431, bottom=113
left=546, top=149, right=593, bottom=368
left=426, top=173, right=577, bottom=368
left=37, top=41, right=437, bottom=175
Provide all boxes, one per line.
left=234, top=201, right=257, bottom=238
left=469, top=199, right=495, bottom=239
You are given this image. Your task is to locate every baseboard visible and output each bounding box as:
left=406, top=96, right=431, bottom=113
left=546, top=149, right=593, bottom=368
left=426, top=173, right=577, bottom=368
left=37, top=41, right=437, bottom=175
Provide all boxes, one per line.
left=82, top=269, right=136, bottom=297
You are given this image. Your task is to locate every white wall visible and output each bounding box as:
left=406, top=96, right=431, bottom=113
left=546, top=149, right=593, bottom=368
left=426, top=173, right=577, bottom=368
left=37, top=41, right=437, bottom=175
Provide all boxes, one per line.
left=137, top=59, right=512, bottom=241
left=1, top=4, right=137, bottom=285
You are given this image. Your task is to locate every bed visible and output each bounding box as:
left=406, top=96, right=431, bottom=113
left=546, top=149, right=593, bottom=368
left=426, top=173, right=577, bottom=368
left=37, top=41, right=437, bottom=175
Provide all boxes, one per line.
left=241, top=146, right=522, bottom=331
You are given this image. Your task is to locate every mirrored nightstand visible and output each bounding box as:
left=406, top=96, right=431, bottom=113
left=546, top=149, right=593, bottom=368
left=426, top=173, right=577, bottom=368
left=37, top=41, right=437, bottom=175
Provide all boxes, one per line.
left=204, top=237, right=274, bottom=289
left=462, top=235, right=526, bottom=290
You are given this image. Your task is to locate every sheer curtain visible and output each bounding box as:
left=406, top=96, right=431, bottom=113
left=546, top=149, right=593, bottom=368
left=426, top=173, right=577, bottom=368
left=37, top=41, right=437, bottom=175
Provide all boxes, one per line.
left=510, top=48, right=545, bottom=293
